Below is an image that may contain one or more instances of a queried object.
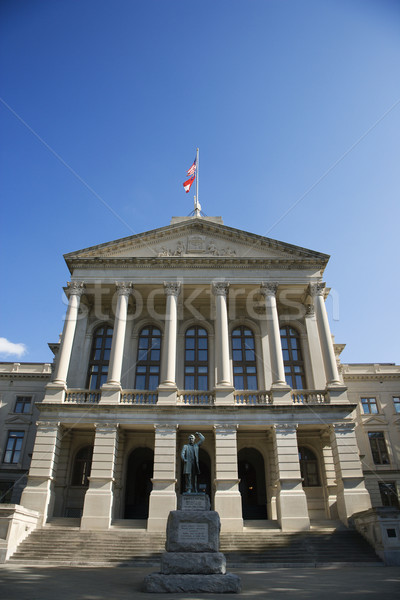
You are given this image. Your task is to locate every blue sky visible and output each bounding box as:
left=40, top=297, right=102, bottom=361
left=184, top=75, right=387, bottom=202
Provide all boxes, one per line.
left=1, top=0, right=399, bottom=365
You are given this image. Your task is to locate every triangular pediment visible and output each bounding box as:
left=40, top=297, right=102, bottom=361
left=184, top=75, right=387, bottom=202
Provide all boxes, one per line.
left=361, top=416, right=387, bottom=426
left=65, top=217, right=329, bottom=267
left=5, top=414, right=31, bottom=426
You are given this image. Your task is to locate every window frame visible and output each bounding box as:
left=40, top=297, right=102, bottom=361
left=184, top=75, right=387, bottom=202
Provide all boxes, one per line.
left=280, top=325, right=306, bottom=389
left=378, top=481, right=399, bottom=509
left=86, top=324, right=114, bottom=390
left=231, top=325, right=258, bottom=390
left=70, top=445, right=93, bottom=487
left=393, top=397, right=400, bottom=414
left=14, top=396, right=32, bottom=414
left=361, top=397, right=379, bottom=415
left=134, top=325, right=162, bottom=391
left=184, top=326, right=209, bottom=391
left=368, top=431, right=390, bottom=465
left=298, top=446, right=320, bottom=487
left=3, top=430, right=25, bottom=465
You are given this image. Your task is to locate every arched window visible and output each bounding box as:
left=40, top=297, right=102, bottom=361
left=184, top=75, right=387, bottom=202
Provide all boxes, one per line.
left=184, top=327, right=208, bottom=390
left=71, top=445, right=93, bottom=486
left=298, top=446, right=320, bottom=487
left=231, top=326, right=257, bottom=390
left=280, top=326, right=305, bottom=389
left=87, top=325, right=113, bottom=390
left=135, top=326, right=162, bottom=390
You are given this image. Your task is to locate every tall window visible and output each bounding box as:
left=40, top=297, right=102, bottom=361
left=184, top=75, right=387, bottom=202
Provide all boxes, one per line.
left=184, top=327, right=208, bottom=390
left=71, top=446, right=93, bottom=486
left=368, top=432, right=390, bottom=465
left=298, top=446, right=320, bottom=486
left=87, top=325, right=113, bottom=390
left=361, top=397, right=378, bottom=414
left=231, top=326, right=258, bottom=390
left=135, top=326, right=162, bottom=390
left=14, top=396, right=32, bottom=414
left=280, top=326, right=305, bottom=389
left=393, top=397, right=400, bottom=413
left=3, top=431, right=24, bottom=464
left=379, top=482, right=399, bottom=508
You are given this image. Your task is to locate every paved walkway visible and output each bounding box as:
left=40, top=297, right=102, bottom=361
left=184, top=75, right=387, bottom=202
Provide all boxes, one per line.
left=1, top=564, right=400, bottom=600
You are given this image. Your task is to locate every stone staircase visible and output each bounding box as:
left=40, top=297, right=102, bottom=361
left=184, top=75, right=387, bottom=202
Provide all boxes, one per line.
left=8, top=521, right=381, bottom=567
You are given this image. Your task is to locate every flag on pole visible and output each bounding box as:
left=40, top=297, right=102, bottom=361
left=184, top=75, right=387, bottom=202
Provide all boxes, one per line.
left=183, top=175, right=195, bottom=193
left=187, top=156, right=197, bottom=176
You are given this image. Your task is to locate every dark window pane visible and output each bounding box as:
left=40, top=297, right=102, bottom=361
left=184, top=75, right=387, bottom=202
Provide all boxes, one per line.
left=148, top=375, right=159, bottom=390
left=232, top=338, right=242, bottom=349
left=139, top=338, right=149, bottom=348
left=233, top=366, right=243, bottom=374
left=186, top=328, right=195, bottom=335
left=198, top=350, right=208, bottom=362
left=185, top=376, right=195, bottom=389
left=244, top=337, right=254, bottom=349
left=150, top=350, right=160, bottom=361
left=151, top=337, right=161, bottom=349
left=185, top=366, right=195, bottom=373
left=186, top=337, right=195, bottom=349
left=281, top=338, right=288, bottom=349
left=198, top=376, right=208, bottom=390
left=247, top=376, right=257, bottom=390
left=198, top=328, right=207, bottom=336
left=135, top=375, right=146, bottom=389
left=234, top=376, right=244, bottom=389
left=186, top=350, right=195, bottom=361
left=198, top=337, right=208, bottom=349
left=233, top=350, right=242, bottom=361
left=103, top=349, right=110, bottom=360
left=232, top=329, right=241, bottom=336
left=245, top=350, right=255, bottom=361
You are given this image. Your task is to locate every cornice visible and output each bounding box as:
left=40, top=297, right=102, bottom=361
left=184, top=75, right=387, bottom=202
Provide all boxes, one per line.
left=66, top=256, right=327, bottom=272
left=343, top=373, right=400, bottom=381
left=0, top=372, right=52, bottom=381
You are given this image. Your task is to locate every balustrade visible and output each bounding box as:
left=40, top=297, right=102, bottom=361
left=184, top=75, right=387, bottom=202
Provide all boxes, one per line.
left=291, top=389, right=328, bottom=404
left=65, top=389, right=100, bottom=404
left=234, top=391, right=271, bottom=405
left=120, top=390, right=158, bottom=404
left=177, top=390, right=215, bottom=405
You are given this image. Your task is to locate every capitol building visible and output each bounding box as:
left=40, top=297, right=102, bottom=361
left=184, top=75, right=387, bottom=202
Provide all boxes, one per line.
left=1, top=211, right=399, bottom=562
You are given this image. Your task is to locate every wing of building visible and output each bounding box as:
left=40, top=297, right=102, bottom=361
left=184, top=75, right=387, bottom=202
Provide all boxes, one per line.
left=1, top=214, right=399, bottom=541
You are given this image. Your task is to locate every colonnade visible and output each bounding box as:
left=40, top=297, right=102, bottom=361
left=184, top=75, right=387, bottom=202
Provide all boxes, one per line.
left=49, top=279, right=342, bottom=401
left=20, top=421, right=372, bottom=532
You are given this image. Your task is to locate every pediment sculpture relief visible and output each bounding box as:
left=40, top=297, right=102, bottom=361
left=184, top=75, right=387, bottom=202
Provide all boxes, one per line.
left=157, top=237, right=237, bottom=257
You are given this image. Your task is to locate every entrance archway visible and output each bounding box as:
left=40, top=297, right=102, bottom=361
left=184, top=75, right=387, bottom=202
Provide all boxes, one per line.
left=124, top=447, right=154, bottom=519
left=238, top=447, right=267, bottom=519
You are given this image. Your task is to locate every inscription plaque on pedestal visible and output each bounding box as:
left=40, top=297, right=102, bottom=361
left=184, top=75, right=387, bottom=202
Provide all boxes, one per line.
left=178, top=522, right=208, bottom=544
left=179, top=493, right=210, bottom=512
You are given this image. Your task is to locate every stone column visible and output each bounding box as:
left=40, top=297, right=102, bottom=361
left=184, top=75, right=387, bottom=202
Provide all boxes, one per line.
left=49, top=282, right=85, bottom=400
left=309, top=283, right=342, bottom=387
left=273, top=424, right=310, bottom=531
left=81, top=424, right=119, bottom=530
left=147, top=425, right=177, bottom=532
left=101, top=282, right=133, bottom=403
left=214, top=425, right=243, bottom=532
left=20, top=422, right=63, bottom=525
left=212, top=283, right=234, bottom=405
left=330, top=423, right=371, bottom=526
left=158, top=283, right=181, bottom=405
left=304, top=303, right=326, bottom=389
left=320, top=431, right=339, bottom=519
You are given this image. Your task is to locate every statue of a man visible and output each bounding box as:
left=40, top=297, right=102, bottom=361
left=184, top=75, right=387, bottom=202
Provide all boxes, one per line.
left=181, top=432, right=205, bottom=493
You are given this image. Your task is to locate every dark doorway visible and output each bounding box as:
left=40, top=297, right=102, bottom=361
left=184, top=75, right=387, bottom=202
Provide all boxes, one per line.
left=124, top=447, right=154, bottom=519
left=238, top=447, right=267, bottom=519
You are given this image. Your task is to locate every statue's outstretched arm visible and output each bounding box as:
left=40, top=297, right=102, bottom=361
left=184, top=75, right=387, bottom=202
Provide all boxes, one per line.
left=196, top=432, right=205, bottom=446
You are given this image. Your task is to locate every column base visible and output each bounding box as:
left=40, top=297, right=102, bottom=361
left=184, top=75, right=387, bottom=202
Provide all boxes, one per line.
left=277, top=480, right=310, bottom=532
left=157, top=385, right=178, bottom=405
left=100, top=384, right=121, bottom=404
left=214, top=387, right=235, bottom=406
left=19, top=477, right=53, bottom=525
left=148, top=487, right=177, bottom=532
left=326, top=385, right=348, bottom=404
left=337, top=480, right=372, bottom=526
left=271, top=385, right=292, bottom=405
left=81, top=478, right=114, bottom=530
left=43, top=382, right=67, bottom=403
left=214, top=480, right=243, bottom=532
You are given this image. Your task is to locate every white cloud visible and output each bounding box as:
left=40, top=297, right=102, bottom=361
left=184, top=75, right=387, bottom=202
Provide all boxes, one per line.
left=0, top=337, right=27, bottom=358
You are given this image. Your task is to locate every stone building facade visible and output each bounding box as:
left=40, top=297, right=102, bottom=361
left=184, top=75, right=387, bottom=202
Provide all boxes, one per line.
left=1, top=215, right=399, bottom=533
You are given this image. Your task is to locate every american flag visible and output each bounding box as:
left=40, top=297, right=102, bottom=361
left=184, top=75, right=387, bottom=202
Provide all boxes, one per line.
left=187, top=156, right=197, bottom=176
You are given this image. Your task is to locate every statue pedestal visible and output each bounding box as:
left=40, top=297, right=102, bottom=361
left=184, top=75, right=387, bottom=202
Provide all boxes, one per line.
left=143, top=494, right=241, bottom=593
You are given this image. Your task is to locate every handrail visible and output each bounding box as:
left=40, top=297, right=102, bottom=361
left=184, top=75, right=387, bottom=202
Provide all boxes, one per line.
left=177, top=391, right=215, bottom=405
left=291, top=390, right=328, bottom=404
left=65, top=389, right=101, bottom=404
left=234, top=390, right=271, bottom=405
left=121, top=390, right=158, bottom=404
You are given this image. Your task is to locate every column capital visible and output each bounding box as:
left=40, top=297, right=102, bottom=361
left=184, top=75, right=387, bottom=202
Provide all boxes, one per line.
left=94, top=423, right=120, bottom=434
left=66, top=281, right=85, bottom=298
left=115, top=281, right=134, bottom=297
left=274, top=423, right=298, bottom=434
left=213, top=424, right=238, bottom=435
left=212, top=282, right=230, bottom=296
left=260, top=282, right=278, bottom=297
left=331, top=422, right=355, bottom=434
left=154, top=424, right=178, bottom=435
left=163, top=282, right=181, bottom=297
left=36, top=420, right=62, bottom=433
left=308, top=282, right=326, bottom=297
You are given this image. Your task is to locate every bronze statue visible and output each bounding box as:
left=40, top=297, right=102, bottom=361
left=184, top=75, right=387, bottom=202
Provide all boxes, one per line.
left=181, top=432, right=205, bottom=493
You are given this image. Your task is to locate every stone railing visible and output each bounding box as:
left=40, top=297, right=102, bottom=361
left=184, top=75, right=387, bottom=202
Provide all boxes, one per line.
left=234, top=391, right=271, bottom=405
left=120, top=390, right=158, bottom=405
left=352, top=507, right=400, bottom=565
left=177, top=391, right=215, bottom=406
left=0, top=505, right=39, bottom=562
left=65, top=389, right=101, bottom=404
left=291, top=390, right=328, bottom=405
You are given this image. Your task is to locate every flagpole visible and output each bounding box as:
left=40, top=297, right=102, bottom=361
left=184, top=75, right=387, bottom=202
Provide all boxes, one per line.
left=196, top=147, right=199, bottom=207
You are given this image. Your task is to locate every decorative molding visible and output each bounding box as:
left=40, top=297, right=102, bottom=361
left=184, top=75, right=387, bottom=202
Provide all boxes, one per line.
left=163, top=282, right=181, bottom=297
left=155, top=424, right=178, bottom=435
left=158, top=237, right=238, bottom=257
left=213, top=424, right=238, bottom=435
left=331, top=422, right=355, bottom=433
left=274, top=423, right=297, bottom=434
left=308, top=282, right=326, bottom=297
left=305, top=303, right=315, bottom=316
left=212, top=282, right=230, bottom=296
left=115, top=281, right=134, bottom=296
left=66, top=281, right=85, bottom=297
left=260, top=282, right=278, bottom=297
